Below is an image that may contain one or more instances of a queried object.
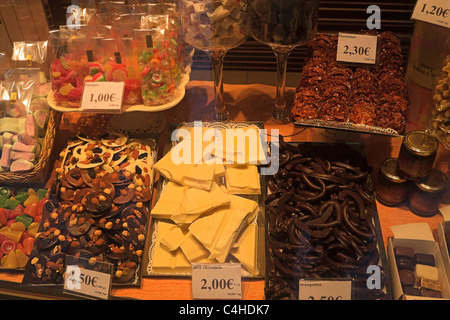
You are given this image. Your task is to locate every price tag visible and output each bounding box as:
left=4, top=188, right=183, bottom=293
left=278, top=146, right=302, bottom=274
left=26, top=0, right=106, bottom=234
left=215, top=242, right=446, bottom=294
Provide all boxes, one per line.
left=336, top=33, right=378, bottom=65
left=411, top=0, right=450, bottom=28
left=298, top=279, right=352, bottom=300
left=192, top=263, right=242, bottom=300
left=81, top=81, right=124, bottom=113
left=64, top=261, right=113, bottom=300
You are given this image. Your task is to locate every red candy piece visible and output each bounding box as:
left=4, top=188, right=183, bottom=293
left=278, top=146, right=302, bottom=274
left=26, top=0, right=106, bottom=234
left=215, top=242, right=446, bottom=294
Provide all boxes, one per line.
left=1, top=239, right=16, bottom=255
left=9, top=205, right=24, bottom=220
left=24, top=202, right=38, bottom=218
left=0, top=208, right=7, bottom=226
left=23, top=238, right=35, bottom=256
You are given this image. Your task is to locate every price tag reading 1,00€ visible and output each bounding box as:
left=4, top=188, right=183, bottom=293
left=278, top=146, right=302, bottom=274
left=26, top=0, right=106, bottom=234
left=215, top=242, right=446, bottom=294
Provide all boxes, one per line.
left=81, top=81, right=124, bottom=113
left=298, top=279, right=352, bottom=300
left=336, top=33, right=378, bottom=65
left=411, top=0, right=450, bottom=28
left=64, top=265, right=112, bottom=300
left=192, top=263, right=242, bottom=300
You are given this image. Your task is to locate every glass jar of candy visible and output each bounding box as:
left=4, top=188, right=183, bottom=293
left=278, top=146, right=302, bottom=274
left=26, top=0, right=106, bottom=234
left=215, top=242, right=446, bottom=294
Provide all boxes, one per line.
left=376, top=158, right=410, bottom=206
left=409, top=168, right=448, bottom=217
left=397, top=131, right=439, bottom=180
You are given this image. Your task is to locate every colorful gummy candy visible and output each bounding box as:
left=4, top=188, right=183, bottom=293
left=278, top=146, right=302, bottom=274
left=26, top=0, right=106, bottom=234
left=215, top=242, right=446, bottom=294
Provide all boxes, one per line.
left=138, top=46, right=176, bottom=106
left=0, top=187, right=47, bottom=269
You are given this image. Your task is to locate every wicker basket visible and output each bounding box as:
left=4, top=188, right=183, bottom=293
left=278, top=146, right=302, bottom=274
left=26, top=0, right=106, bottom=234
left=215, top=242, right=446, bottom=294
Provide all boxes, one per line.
left=0, top=109, right=61, bottom=185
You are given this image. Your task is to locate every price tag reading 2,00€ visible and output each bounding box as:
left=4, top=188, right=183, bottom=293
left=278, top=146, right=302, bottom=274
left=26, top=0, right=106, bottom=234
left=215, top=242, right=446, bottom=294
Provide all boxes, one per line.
left=81, top=81, right=124, bottom=113
left=192, top=263, right=242, bottom=300
left=298, top=279, right=352, bottom=300
left=336, top=33, right=378, bottom=65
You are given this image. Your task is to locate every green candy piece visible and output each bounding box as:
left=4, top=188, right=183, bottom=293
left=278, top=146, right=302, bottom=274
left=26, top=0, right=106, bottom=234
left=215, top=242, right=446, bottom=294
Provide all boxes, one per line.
left=37, top=189, right=48, bottom=200
left=0, top=197, right=5, bottom=208
left=14, top=192, right=29, bottom=205
left=4, top=198, right=20, bottom=210
left=0, top=187, right=10, bottom=199
left=16, top=214, right=33, bottom=229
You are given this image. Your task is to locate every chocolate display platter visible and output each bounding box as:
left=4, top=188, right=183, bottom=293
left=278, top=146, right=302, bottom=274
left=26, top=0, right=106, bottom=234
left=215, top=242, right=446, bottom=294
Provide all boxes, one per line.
left=264, top=141, right=392, bottom=300
left=21, top=133, right=159, bottom=287
left=143, top=121, right=267, bottom=278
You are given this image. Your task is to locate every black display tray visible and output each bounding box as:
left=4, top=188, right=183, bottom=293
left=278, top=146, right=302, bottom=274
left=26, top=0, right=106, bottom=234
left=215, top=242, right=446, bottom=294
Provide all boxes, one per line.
left=264, top=141, right=392, bottom=300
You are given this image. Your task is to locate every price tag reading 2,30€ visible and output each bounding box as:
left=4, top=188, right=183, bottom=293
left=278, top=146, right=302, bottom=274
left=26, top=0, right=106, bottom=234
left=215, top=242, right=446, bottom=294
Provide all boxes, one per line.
left=298, top=279, right=352, bottom=300
left=411, top=0, right=450, bottom=28
left=64, top=264, right=112, bottom=300
left=192, top=263, right=242, bottom=300
left=81, top=81, right=124, bottom=113
left=336, top=33, right=378, bottom=65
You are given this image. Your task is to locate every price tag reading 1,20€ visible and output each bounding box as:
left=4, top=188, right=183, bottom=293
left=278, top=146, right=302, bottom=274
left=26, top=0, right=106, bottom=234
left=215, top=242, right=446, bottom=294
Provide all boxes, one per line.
left=336, top=33, right=378, bottom=65
left=81, top=81, right=125, bottom=113
left=411, top=0, right=450, bottom=29
left=298, top=279, right=352, bottom=300
left=192, top=263, right=242, bottom=300
left=64, top=264, right=112, bottom=300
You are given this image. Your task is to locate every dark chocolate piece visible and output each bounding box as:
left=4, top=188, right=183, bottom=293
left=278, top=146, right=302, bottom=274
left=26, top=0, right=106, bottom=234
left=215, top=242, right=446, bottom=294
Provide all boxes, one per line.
left=402, top=286, right=421, bottom=297
left=394, top=246, right=415, bottom=259
left=399, top=269, right=415, bottom=286
left=414, top=253, right=435, bottom=267
left=396, top=256, right=414, bottom=271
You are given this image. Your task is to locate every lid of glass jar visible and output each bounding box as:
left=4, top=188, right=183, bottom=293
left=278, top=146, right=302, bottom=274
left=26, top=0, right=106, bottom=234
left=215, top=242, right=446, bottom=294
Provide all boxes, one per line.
left=415, top=168, right=448, bottom=193
left=381, top=158, right=407, bottom=183
left=404, top=131, right=439, bottom=156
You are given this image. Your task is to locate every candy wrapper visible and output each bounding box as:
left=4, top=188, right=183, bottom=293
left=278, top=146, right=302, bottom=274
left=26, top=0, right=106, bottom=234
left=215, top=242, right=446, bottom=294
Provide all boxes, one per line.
left=133, top=28, right=176, bottom=106
left=141, top=13, right=182, bottom=85
left=51, top=33, right=104, bottom=108
left=0, top=68, right=50, bottom=173
left=102, top=37, right=142, bottom=105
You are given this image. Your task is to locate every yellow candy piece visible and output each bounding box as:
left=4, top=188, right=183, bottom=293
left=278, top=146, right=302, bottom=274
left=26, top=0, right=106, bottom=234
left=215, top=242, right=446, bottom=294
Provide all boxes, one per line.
left=24, top=194, right=39, bottom=207
left=27, top=226, right=39, bottom=238
left=2, top=230, right=22, bottom=243
left=28, top=222, right=40, bottom=231
left=15, top=249, right=29, bottom=268
left=59, top=84, right=74, bottom=96
left=28, top=188, right=37, bottom=196
left=3, top=251, right=18, bottom=268
left=52, top=72, right=61, bottom=78
left=0, top=226, right=10, bottom=234
left=9, top=222, right=25, bottom=232
left=84, top=75, right=93, bottom=81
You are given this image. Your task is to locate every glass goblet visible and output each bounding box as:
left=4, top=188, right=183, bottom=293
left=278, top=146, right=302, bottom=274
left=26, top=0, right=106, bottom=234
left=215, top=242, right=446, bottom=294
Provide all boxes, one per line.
left=180, top=0, right=249, bottom=121
left=249, top=0, right=319, bottom=123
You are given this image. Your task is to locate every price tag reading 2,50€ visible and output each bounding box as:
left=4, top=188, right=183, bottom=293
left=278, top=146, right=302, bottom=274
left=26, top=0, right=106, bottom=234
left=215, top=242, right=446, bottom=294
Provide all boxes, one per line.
left=64, top=265, right=112, bottom=300
left=298, top=279, right=352, bottom=300
left=192, top=263, right=242, bottom=300
left=411, top=0, right=450, bottom=28
left=336, top=33, right=378, bottom=65
left=81, top=81, right=124, bottom=113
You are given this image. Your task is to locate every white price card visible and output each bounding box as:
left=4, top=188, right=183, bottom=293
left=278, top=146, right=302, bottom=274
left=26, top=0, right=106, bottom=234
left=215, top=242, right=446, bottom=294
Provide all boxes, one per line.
left=64, top=264, right=112, bottom=300
left=192, top=263, right=242, bottom=300
left=411, top=0, right=450, bottom=28
left=336, top=33, right=378, bottom=65
left=81, top=81, right=124, bottom=113
left=298, top=279, right=352, bottom=300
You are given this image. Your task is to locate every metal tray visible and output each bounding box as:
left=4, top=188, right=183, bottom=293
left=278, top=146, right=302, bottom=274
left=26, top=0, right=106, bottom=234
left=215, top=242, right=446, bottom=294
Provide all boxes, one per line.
left=264, top=142, right=392, bottom=300
left=143, top=121, right=267, bottom=278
